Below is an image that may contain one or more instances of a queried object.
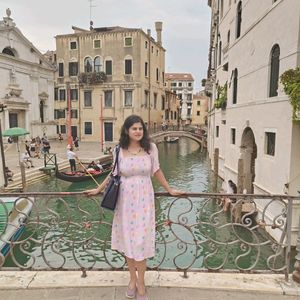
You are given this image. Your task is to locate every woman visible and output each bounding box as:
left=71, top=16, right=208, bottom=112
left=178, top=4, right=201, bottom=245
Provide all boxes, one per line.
left=86, top=115, right=184, bottom=300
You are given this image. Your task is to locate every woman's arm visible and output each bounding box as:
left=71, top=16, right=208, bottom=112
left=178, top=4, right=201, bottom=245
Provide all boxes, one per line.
left=154, top=169, right=185, bottom=196
left=85, top=172, right=111, bottom=196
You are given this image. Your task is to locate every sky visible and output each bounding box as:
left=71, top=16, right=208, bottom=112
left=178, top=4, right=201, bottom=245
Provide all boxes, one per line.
left=0, top=0, right=211, bottom=91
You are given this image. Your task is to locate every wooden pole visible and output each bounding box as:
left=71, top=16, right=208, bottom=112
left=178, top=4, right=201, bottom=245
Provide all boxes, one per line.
left=234, top=158, right=244, bottom=223
left=213, top=148, right=219, bottom=192
left=100, top=94, right=104, bottom=152
left=20, top=162, right=26, bottom=191
left=66, top=82, right=72, bottom=146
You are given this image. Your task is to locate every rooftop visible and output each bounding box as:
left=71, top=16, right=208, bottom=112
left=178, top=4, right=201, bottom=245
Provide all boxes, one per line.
left=165, top=73, right=194, bottom=81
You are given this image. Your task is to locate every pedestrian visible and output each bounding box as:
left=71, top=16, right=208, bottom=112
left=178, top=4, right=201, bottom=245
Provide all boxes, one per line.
left=58, top=133, right=63, bottom=142
left=25, top=140, right=31, bottom=157
left=74, top=136, right=79, bottom=150
left=85, top=114, right=185, bottom=300
left=7, top=136, right=13, bottom=144
left=5, top=166, right=14, bottom=181
left=22, top=152, right=34, bottom=168
left=223, top=179, right=237, bottom=212
left=67, top=146, right=77, bottom=173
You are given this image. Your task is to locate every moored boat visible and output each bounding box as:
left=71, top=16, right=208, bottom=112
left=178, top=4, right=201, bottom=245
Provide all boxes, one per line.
left=55, top=160, right=112, bottom=182
left=0, top=197, right=34, bottom=257
left=165, top=136, right=179, bottom=143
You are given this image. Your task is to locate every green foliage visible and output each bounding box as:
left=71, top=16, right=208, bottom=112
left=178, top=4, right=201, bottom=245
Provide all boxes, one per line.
left=214, top=82, right=227, bottom=109
left=78, top=71, right=107, bottom=85
left=280, top=67, right=300, bottom=121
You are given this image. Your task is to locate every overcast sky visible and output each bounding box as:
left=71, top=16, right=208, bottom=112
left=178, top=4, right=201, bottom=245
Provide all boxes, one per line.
left=0, top=0, right=211, bottom=91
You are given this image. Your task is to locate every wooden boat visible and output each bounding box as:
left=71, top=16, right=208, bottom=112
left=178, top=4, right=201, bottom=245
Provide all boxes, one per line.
left=0, top=197, right=34, bottom=257
left=165, top=136, right=179, bottom=143
left=55, top=161, right=112, bottom=182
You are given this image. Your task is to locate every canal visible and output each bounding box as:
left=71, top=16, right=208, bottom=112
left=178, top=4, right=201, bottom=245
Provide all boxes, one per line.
left=4, top=138, right=286, bottom=272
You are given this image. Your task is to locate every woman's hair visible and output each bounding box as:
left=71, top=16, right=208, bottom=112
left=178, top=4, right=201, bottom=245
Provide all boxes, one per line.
left=119, top=115, right=151, bottom=152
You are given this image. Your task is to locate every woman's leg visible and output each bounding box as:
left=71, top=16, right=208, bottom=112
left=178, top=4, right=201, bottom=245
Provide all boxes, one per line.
left=126, top=256, right=137, bottom=289
left=135, top=259, right=147, bottom=296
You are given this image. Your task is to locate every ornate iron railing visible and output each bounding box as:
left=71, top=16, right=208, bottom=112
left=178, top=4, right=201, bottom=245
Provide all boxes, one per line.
left=0, top=192, right=299, bottom=281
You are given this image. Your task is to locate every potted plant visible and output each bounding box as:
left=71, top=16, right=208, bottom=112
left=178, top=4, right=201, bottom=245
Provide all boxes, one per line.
left=214, top=82, right=227, bottom=110
left=280, top=67, right=300, bottom=121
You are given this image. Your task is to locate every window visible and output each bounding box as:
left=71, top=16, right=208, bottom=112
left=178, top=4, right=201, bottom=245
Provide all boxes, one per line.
left=59, top=89, right=65, bottom=101
left=265, top=132, right=276, bottom=156
left=161, top=96, right=165, bottom=110
left=216, top=126, right=219, bottom=137
left=105, top=60, right=112, bottom=75
left=144, top=91, right=148, bottom=108
left=104, top=122, right=113, bottom=141
left=154, top=93, right=157, bottom=109
left=54, top=88, right=58, bottom=101
left=236, top=1, right=242, bottom=39
left=145, top=62, right=148, bottom=77
left=162, top=72, right=165, bottom=83
left=54, top=109, right=65, bottom=119
left=269, top=44, right=280, bottom=97
left=178, top=94, right=182, bottom=100
left=145, top=41, right=148, bottom=49
left=2, top=47, right=15, bottom=56
left=178, top=82, right=182, bottom=87
left=174, top=111, right=177, bottom=119
left=197, top=100, right=200, bottom=106
left=84, top=91, right=92, bottom=107
left=93, top=39, right=101, bottom=49
left=197, top=111, right=200, bottom=116
left=94, top=56, right=102, bottom=73
left=69, top=62, right=78, bottom=76
left=156, top=68, right=159, bottom=81
left=233, top=68, right=238, bottom=104
left=84, top=57, right=93, bottom=73
left=218, top=41, right=222, bottom=65
left=187, top=94, right=192, bottom=101
left=125, top=59, right=132, bottom=75
left=58, top=62, right=64, bottom=77
left=60, top=125, right=66, bottom=134
left=124, top=90, right=133, bottom=107
left=71, top=109, right=78, bottom=119
left=84, top=122, right=92, bottom=134
left=231, top=128, right=236, bottom=144
left=124, top=37, right=132, bottom=46
left=227, top=30, right=230, bottom=44
left=188, top=82, right=192, bottom=87
left=70, top=41, right=77, bottom=50
left=104, top=90, right=113, bottom=107
left=70, top=89, right=78, bottom=100
left=171, top=83, right=176, bottom=87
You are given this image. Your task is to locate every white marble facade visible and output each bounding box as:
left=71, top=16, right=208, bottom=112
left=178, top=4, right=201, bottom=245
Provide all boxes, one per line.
left=0, top=9, right=56, bottom=140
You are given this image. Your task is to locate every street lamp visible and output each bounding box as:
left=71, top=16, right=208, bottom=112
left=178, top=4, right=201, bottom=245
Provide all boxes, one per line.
left=0, top=103, right=8, bottom=187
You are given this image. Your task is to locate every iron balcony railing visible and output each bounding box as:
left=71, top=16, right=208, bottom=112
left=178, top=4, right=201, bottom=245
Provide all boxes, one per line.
left=0, top=192, right=299, bottom=281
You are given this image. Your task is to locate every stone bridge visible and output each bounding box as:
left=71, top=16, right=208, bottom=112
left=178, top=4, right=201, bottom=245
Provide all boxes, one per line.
left=150, top=130, right=206, bottom=147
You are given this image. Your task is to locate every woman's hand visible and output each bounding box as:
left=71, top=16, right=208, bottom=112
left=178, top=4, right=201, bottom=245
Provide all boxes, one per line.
left=167, top=189, right=186, bottom=196
left=85, top=188, right=101, bottom=196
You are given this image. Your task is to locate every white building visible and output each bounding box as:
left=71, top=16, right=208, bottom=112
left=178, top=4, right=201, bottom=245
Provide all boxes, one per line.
left=165, top=73, right=194, bottom=124
left=206, top=0, right=300, bottom=243
left=0, top=9, right=56, bottom=139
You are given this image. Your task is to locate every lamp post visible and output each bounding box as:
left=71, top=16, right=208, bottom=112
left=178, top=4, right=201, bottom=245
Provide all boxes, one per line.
left=0, top=104, right=7, bottom=187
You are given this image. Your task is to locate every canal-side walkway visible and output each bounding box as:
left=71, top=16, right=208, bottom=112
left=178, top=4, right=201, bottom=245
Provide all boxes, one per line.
left=0, top=271, right=299, bottom=300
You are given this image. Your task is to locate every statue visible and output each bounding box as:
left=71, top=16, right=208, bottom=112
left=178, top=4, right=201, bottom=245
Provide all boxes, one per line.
left=6, top=8, right=11, bottom=18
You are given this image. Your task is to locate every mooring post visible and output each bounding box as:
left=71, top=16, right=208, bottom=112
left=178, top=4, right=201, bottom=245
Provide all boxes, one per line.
left=20, top=162, right=26, bottom=191
left=213, top=148, right=219, bottom=192
left=234, top=158, right=244, bottom=223
left=292, top=216, right=300, bottom=283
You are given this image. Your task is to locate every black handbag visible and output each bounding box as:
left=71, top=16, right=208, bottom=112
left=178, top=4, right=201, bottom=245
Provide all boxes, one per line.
left=101, top=146, right=121, bottom=211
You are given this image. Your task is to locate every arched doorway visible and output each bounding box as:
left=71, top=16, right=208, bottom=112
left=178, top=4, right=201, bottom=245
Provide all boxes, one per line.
left=240, top=127, right=257, bottom=193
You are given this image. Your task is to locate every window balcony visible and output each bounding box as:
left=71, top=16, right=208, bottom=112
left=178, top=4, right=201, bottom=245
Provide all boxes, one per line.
left=78, top=72, right=107, bottom=85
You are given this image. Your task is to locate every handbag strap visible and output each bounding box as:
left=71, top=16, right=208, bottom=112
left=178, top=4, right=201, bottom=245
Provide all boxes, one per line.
left=111, top=145, right=120, bottom=175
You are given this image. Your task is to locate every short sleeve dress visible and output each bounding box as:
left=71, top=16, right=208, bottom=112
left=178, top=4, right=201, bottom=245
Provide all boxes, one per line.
left=111, top=143, right=160, bottom=261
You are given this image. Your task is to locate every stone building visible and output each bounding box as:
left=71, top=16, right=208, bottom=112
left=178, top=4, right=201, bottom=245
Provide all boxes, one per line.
left=206, top=0, right=300, bottom=243
left=54, top=22, right=166, bottom=144
left=164, top=90, right=179, bottom=128
left=192, top=91, right=208, bottom=127
left=165, top=73, right=194, bottom=125
left=0, top=9, right=56, bottom=139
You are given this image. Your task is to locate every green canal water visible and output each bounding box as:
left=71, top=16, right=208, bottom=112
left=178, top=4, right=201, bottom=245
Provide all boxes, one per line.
left=5, top=138, right=288, bottom=271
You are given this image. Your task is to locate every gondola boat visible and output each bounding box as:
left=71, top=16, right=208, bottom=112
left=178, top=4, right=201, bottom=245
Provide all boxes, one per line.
left=55, top=161, right=112, bottom=183
left=165, top=136, right=179, bottom=143
left=0, top=197, right=34, bottom=257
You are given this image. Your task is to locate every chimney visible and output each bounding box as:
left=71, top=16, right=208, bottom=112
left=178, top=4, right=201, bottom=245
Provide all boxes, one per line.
left=155, top=21, right=162, bottom=46
left=147, top=29, right=151, bottom=37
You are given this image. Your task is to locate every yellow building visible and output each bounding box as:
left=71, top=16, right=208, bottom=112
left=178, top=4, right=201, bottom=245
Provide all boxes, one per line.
left=192, top=91, right=208, bottom=126
left=54, top=22, right=166, bottom=145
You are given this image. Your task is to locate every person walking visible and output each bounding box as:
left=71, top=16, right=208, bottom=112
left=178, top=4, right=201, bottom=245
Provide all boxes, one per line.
left=86, top=115, right=185, bottom=300
left=74, top=136, right=79, bottom=150
left=67, top=146, right=77, bottom=173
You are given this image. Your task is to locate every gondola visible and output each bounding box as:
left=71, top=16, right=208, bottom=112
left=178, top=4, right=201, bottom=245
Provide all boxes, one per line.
left=55, top=161, right=112, bottom=183
left=164, top=136, right=179, bottom=143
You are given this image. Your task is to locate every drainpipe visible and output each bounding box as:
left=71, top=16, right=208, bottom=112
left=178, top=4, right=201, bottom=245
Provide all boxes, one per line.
left=0, top=121, right=7, bottom=187
left=147, top=29, right=151, bottom=129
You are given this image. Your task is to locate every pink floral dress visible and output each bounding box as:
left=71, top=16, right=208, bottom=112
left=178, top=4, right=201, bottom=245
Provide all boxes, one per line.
left=111, top=143, right=160, bottom=261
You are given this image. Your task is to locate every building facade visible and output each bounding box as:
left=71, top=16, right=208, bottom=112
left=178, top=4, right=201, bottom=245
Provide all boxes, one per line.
left=0, top=9, right=56, bottom=139
left=206, top=0, right=300, bottom=243
left=191, top=91, right=208, bottom=127
left=165, top=73, right=194, bottom=125
left=54, top=22, right=166, bottom=144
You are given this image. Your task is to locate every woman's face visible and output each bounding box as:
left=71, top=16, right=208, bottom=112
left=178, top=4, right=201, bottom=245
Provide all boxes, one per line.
left=127, top=122, right=144, bottom=142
